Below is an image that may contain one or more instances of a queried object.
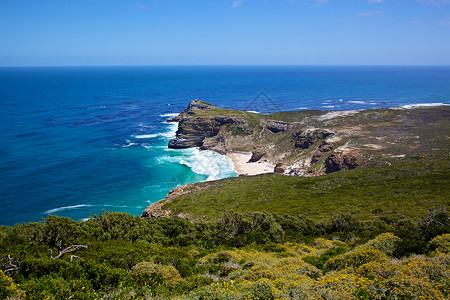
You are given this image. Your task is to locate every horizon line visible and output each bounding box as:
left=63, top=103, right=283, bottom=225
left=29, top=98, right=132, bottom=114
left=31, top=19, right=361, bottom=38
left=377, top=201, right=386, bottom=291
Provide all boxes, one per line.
left=2, top=64, right=450, bottom=68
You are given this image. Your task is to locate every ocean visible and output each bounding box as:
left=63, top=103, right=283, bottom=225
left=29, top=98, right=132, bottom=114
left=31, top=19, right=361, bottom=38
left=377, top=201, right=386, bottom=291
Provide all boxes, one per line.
left=0, top=66, right=449, bottom=226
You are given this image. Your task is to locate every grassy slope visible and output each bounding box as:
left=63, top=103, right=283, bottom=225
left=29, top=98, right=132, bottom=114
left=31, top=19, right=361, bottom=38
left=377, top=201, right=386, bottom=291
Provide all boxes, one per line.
left=165, top=156, right=450, bottom=221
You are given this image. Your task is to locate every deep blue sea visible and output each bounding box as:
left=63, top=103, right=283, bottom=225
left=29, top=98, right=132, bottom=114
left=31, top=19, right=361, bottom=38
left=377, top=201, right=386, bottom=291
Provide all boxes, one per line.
left=0, top=66, right=449, bottom=226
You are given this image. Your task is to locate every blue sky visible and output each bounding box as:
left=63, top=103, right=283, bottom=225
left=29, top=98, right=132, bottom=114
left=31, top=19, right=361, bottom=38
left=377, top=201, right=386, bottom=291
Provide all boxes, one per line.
left=0, top=0, right=449, bottom=66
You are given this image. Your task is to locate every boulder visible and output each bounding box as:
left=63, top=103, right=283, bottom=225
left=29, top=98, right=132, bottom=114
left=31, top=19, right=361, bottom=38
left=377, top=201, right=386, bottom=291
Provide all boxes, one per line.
left=266, top=120, right=291, bottom=133
left=248, top=150, right=265, bottom=163
left=274, top=162, right=285, bottom=173
left=292, top=129, right=334, bottom=149
left=324, top=152, right=363, bottom=174
left=311, top=142, right=334, bottom=164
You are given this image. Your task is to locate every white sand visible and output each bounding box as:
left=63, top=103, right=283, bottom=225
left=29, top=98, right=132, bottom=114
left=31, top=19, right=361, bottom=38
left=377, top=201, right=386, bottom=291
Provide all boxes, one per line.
left=226, top=152, right=275, bottom=176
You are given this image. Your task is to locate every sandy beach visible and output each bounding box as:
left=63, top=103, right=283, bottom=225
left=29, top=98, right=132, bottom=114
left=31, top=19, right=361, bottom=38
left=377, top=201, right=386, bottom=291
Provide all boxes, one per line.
left=226, top=152, right=275, bottom=176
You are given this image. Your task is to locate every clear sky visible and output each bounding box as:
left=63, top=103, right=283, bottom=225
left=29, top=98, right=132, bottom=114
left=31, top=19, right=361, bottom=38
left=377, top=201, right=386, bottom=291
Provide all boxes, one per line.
left=0, top=0, right=449, bottom=66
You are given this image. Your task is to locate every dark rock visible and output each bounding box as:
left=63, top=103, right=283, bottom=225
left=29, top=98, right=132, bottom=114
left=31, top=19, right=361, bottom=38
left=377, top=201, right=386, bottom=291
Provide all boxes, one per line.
left=311, top=142, right=334, bottom=164
left=167, top=112, right=185, bottom=123
left=201, top=134, right=227, bottom=154
left=310, top=152, right=322, bottom=164
left=248, top=150, right=265, bottom=163
left=318, top=141, right=334, bottom=152
left=168, top=114, right=252, bottom=149
left=292, top=129, right=334, bottom=149
left=266, top=120, right=291, bottom=133
left=167, top=100, right=217, bottom=123
left=288, top=168, right=304, bottom=176
left=324, top=152, right=362, bottom=174
left=185, top=99, right=217, bottom=114
left=274, top=162, right=285, bottom=173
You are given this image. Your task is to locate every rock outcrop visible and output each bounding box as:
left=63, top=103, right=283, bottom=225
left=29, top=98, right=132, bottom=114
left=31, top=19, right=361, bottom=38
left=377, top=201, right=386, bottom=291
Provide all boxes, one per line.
left=324, top=152, right=365, bottom=173
left=292, top=129, right=334, bottom=149
left=274, top=162, right=285, bottom=173
left=168, top=102, right=253, bottom=149
left=266, top=120, right=291, bottom=133
left=311, top=142, right=334, bottom=164
left=167, top=99, right=218, bottom=123
left=168, top=116, right=221, bottom=149
left=141, top=183, right=198, bottom=219
left=248, top=150, right=265, bottom=163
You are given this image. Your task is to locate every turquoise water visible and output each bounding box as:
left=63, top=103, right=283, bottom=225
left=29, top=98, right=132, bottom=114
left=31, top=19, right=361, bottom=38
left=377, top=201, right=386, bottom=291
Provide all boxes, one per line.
left=0, top=66, right=449, bottom=226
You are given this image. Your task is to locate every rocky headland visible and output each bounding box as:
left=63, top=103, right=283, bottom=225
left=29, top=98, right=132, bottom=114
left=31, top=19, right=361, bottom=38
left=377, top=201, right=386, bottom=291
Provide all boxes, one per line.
left=142, top=100, right=449, bottom=219
left=166, top=100, right=449, bottom=176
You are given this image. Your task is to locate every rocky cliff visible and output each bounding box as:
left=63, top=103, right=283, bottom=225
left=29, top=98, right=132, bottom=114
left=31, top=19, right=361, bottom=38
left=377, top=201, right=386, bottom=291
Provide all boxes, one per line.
left=167, top=100, right=449, bottom=176
left=142, top=101, right=449, bottom=219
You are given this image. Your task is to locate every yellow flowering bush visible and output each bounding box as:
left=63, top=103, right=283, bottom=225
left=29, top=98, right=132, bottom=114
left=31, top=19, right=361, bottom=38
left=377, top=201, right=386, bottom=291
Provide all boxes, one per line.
left=324, top=233, right=400, bottom=270
left=282, top=242, right=316, bottom=257
left=200, top=249, right=279, bottom=269
left=311, top=237, right=334, bottom=250
left=325, top=247, right=389, bottom=270
left=176, top=241, right=449, bottom=300
left=355, top=254, right=450, bottom=299
left=273, top=257, right=322, bottom=279
left=428, top=233, right=450, bottom=254
left=362, top=232, right=401, bottom=255
left=282, top=272, right=372, bottom=300
left=131, top=261, right=181, bottom=281
left=312, top=237, right=346, bottom=250
left=355, top=260, right=396, bottom=279
left=0, top=270, right=25, bottom=299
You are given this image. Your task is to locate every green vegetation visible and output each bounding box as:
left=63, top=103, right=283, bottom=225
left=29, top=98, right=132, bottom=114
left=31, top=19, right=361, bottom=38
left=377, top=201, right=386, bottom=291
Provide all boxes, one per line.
left=1, top=106, right=448, bottom=298
left=166, top=157, right=449, bottom=221
left=0, top=205, right=448, bottom=299
left=191, top=107, right=325, bottom=128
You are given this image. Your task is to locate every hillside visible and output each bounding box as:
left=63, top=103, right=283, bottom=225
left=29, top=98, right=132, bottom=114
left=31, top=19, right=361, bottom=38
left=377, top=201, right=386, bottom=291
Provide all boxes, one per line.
left=143, top=101, right=449, bottom=220
left=166, top=100, right=449, bottom=176
left=146, top=158, right=449, bottom=222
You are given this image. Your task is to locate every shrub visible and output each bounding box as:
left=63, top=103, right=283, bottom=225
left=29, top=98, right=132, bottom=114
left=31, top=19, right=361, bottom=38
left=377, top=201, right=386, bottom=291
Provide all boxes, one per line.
left=274, top=257, right=322, bottom=279
left=250, top=279, right=275, bottom=300
left=356, top=260, right=396, bottom=280
left=325, top=247, right=388, bottom=270
left=428, top=233, right=450, bottom=254
left=283, top=272, right=372, bottom=299
left=131, top=261, right=181, bottom=285
left=0, top=270, right=25, bottom=299
left=324, top=233, right=400, bottom=270
left=362, top=232, right=401, bottom=256
left=217, top=211, right=285, bottom=245
left=329, top=213, right=360, bottom=233
left=302, top=244, right=349, bottom=270
left=21, top=275, right=72, bottom=300
left=311, top=237, right=334, bottom=249
left=357, top=254, right=450, bottom=299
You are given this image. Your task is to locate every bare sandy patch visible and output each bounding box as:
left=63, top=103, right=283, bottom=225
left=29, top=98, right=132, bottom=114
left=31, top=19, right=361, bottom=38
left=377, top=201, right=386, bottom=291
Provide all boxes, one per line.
left=316, top=110, right=359, bottom=121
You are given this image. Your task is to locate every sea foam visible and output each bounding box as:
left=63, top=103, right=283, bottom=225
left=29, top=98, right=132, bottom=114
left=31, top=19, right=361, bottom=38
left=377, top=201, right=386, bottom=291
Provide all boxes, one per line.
left=160, top=113, right=179, bottom=118
left=45, top=204, right=92, bottom=214
left=132, top=122, right=178, bottom=140
left=162, top=148, right=236, bottom=181
left=401, top=103, right=449, bottom=109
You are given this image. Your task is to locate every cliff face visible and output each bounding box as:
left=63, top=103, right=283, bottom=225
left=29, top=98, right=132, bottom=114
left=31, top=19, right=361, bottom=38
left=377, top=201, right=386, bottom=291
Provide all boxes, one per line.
left=168, top=115, right=252, bottom=151
left=167, top=100, right=450, bottom=176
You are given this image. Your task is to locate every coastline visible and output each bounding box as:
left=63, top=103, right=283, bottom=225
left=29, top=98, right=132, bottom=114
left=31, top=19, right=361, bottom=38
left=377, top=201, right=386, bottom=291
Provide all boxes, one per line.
left=226, top=152, right=275, bottom=176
